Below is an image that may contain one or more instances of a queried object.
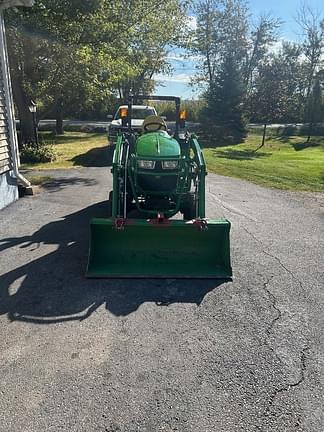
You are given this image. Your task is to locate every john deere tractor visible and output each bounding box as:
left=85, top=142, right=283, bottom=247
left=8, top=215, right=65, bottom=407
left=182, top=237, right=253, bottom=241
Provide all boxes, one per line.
left=87, top=95, right=232, bottom=278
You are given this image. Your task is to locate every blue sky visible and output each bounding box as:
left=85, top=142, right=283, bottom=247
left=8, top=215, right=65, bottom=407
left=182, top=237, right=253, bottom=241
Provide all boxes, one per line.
left=155, top=0, right=324, bottom=99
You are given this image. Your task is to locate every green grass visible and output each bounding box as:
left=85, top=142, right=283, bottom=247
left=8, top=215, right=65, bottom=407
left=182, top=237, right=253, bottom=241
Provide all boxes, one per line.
left=21, top=132, right=109, bottom=169
left=25, top=175, right=52, bottom=185
left=204, top=135, right=324, bottom=192
left=22, top=131, right=324, bottom=192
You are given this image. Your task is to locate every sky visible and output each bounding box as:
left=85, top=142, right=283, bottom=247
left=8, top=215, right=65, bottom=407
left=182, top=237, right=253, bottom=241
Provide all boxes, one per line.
left=155, top=0, right=324, bottom=99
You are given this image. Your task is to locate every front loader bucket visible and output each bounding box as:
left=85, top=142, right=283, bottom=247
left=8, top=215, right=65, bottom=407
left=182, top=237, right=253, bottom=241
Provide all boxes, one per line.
left=87, top=219, right=232, bottom=278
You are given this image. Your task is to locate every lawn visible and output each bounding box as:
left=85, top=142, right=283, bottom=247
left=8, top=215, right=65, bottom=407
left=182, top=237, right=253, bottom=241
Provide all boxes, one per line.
left=21, top=132, right=109, bottom=170
left=204, top=134, right=324, bottom=192
left=22, top=131, right=324, bottom=192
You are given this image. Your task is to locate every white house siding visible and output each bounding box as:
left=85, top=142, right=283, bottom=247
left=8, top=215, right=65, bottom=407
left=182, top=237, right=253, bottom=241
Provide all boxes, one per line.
left=0, top=2, right=34, bottom=209
left=0, top=20, right=18, bottom=210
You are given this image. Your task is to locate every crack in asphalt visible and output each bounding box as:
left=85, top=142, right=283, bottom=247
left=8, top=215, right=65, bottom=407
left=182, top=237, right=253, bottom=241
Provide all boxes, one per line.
left=207, top=189, right=258, bottom=222
left=243, top=228, right=311, bottom=423
left=263, top=346, right=309, bottom=419
left=261, top=276, right=283, bottom=366
left=243, top=227, right=305, bottom=293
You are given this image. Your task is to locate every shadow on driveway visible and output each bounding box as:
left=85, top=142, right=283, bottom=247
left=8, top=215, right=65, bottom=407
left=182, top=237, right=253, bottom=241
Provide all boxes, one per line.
left=71, top=145, right=114, bottom=167
left=0, top=201, right=226, bottom=322
left=41, top=177, right=98, bottom=192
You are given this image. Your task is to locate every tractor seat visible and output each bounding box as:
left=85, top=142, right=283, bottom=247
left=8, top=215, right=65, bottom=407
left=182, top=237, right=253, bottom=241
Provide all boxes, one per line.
left=142, top=115, right=167, bottom=133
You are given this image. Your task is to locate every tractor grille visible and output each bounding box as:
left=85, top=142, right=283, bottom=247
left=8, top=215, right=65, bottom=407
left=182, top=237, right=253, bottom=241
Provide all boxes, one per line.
left=137, top=174, right=178, bottom=192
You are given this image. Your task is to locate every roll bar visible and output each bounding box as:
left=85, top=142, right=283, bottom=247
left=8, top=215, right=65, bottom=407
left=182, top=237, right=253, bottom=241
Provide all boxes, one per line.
left=127, top=95, right=181, bottom=136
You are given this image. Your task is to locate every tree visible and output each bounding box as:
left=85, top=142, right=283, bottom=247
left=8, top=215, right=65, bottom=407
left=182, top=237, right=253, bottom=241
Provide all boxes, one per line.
left=276, top=42, right=306, bottom=122
left=193, top=0, right=249, bottom=85
left=305, top=77, right=323, bottom=142
left=109, top=0, right=188, bottom=100
left=5, top=0, right=188, bottom=141
left=204, top=55, right=247, bottom=143
left=248, top=41, right=308, bottom=125
left=296, top=5, right=324, bottom=139
left=250, top=59, right=288, bottom=149
left=244, top=14, right=281, bottom=98
left=6, top=0, right=106, bottom=140
left=192, top=0, right=249, bottom=143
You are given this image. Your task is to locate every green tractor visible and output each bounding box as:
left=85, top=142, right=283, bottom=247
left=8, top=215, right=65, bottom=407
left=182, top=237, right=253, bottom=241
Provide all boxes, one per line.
left=87, top=95, right=232, bottom=278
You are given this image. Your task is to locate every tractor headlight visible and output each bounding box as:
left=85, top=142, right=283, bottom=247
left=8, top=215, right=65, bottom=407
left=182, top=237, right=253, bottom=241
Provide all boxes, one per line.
left=162, top=160, right=178, bottom=170
left=138, top=159, right=155, bottom=169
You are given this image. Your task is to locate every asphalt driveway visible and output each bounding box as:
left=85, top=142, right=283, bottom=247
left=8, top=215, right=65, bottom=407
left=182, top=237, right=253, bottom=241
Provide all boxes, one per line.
left=0, top=168, right=323, bottom=432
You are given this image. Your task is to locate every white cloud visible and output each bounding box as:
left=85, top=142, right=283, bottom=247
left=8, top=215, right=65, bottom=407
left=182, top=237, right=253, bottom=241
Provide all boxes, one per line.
left=167, top=54, right=187, bottom=62
left=155, top=73, right=192, bottom=83
left=167, top=53, right=202, bottom=62
left=269, top=37, right=299, bottom=54
left=270, top=38, right=284, bottom=53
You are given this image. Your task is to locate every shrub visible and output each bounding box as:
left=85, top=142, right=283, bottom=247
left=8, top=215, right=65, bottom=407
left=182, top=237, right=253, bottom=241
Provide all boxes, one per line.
left=20, top=143, right=56, bottom=163
left=198, top=122, right=247, bottom=147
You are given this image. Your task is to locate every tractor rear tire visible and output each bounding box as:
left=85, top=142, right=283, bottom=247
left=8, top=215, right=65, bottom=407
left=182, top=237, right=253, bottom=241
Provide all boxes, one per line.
left=107, top=191, right=113, bottom=217
left=126, top=209, right=147, bottom=219
left=182, top=193, right=196, bottom=220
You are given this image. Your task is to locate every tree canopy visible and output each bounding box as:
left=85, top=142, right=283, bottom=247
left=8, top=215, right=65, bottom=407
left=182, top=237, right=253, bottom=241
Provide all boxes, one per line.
left=4, top=0, right=324, bottom=145
left=191, top=0, right=323, bottom=144
left=5, top=0, right=188, bottom=140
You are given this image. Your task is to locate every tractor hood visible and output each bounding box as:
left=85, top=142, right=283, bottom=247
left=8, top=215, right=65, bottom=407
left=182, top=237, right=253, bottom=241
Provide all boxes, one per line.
left=136, top=131, right=180, bottom=158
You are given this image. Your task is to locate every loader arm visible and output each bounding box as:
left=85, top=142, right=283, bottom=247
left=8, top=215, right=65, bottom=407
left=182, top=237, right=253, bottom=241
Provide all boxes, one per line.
left=111, top=133, right=133, bottom=218
left=189, top=135, right=207, bottom=218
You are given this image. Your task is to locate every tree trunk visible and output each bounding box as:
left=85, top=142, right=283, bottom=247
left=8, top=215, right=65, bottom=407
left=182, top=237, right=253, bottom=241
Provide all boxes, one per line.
left=262, top=123, right=267, bottom=147
left=55, top=96, right=64, bottom=135
left=306, top=94, right=316, bottom=143
left=306, top=122, right=313, bottom=143
left=7, top=31, right=34, bottom=146
left=11, top=73, right=34, bottom=146
left=254, top=123, right=267, bottom=152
